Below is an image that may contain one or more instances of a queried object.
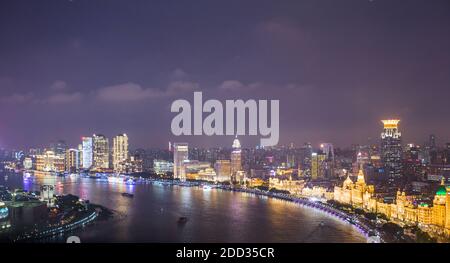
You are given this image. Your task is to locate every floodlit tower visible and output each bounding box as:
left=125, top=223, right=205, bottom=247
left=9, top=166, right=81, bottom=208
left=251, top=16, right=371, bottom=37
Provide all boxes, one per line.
left=113, top=134, right=129, bottom=173
left=380, top=119, right=402, bottom=184
left=173, top=143, right=189, bottom=181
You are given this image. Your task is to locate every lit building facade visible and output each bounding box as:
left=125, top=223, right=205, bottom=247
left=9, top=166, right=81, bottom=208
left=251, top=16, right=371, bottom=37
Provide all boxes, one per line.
left=214, top=160, right=231, bottom=182
left=113, top=134, right=129, bottom=172
left=333, top=171, right=450, bottom=237
left=381, top=119, right=403, bottom=184
left=35, top=150, right=65, bottom=172
left=153, top=160, right=174, bottom=175
left=65, top=148, right=80, bottom=172
left=311, top=152, right=326, bottom=180
left=270, top=177, right=305, bottom=195
left=92, top=134, right=109, bottom=170
left=82, top=137, right=93, bottom=169
left=334, top=168, right=375, bottom=209
left=173, top=143, right=189, bottom=181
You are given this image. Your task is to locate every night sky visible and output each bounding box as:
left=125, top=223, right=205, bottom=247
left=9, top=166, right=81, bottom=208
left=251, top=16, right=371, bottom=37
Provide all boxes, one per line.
left=0, top=0, right=449, bottom=149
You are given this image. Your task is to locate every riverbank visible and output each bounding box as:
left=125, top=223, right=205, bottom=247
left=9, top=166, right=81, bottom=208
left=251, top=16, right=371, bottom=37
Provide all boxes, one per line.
left=139, top=178, right=382, bottom=242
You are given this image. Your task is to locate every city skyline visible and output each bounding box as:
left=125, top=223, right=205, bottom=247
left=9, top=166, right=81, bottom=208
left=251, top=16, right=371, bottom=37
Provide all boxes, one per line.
left=0, top=120, right=448, bottom=152
left=1, top=0, right=450, bottom=149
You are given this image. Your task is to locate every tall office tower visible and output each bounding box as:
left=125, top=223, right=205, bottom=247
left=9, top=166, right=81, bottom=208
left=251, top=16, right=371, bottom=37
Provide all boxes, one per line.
left=82, top=137, right=93, bottom=169
left=404, top=144, right=421, bottom=180
left=320, top=143, right=335, bottom=162
left=311, top=152, right=326, bottom=180
left=320, top=142, right=335, bottom=178
left=381, top=119, right=403, bottom=184
left=214, top=160, right=231, bottom=182
left=113, top=134, right=129, bottom=173
left=65, top=148, right=80, bottom=173
left=173, top=143, right=189, bottom=181
left=93, top=134, right=110, bottom=170
left=77, top=144, right=83, bottom=168
left=231, top=137, right=242, bottom=181
left=429, top=134, right=438, bottom=164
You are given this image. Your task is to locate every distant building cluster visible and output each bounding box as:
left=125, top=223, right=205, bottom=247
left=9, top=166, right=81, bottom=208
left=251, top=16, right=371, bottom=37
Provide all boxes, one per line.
left=172, top=137, right=246, bottom=184
left=4, top=133, right=143, bottom=175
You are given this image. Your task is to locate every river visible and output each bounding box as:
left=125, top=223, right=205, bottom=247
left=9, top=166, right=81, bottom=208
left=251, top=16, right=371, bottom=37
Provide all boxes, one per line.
left=0, top=172, right=366, bottom=243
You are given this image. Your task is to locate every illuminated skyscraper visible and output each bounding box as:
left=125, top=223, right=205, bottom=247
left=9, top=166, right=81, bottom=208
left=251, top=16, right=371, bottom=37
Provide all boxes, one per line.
left=320, top=143, right=335, bottom=162
left=381, top=119, right=403, bottom=184
left=78, top=144, right=83, bottom=167
left=65, top=148, right=80, bottom=172
left=311, top=152, right=326, bottom=180
left=82, top=137, right=93, bottom=169
left=113, top=134, right=129, bottom=172
left=93, top=134, right=109, bottom=170
left=173, top=143, right=189, bottom=181
left=231, top=137, right=242, bottom=182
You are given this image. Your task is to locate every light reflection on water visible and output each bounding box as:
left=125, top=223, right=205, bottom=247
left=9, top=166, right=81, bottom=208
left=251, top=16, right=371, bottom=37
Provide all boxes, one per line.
left=0, top=172, right=366, bottom=243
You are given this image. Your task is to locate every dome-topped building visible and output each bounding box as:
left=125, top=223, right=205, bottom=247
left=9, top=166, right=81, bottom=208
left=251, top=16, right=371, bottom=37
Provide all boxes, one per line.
left=436, top=178, right=447, bottom=196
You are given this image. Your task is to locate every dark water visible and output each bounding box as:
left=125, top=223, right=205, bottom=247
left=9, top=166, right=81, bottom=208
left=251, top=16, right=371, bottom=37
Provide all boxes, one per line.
left=0, top=172, right=366, bottom=243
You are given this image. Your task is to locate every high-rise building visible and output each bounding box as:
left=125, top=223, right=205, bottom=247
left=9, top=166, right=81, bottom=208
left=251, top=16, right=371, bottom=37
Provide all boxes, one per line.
left=93, top=134, right=109, bottom=170
left=173, top=143, right=189, bottom=181
left=113, top=134, right=129, bottom=173
left=311, top=152, right=326, bottom=180
left=320, top=143, right=335, bottom=178
left=214, top=160, right=231, bottom=182
left=78, top=144, right=83, bottom=168
left=429, top=134, right=439, bottom=164
left=381, top=119, right=403, bottom=184
left=231, top=137, right=242, bottom=182
left=65, top=148, right=80, bottom=172
left=320, top=143, right=335, bottom=162
left=82, top=137, right=93, bottom=169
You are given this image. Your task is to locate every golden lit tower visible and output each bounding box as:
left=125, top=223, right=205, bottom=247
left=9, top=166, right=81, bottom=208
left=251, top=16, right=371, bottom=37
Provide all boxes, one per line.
left=93, top=134, right=110, bottom=170
left=113, top=134, right=129, bottom=173
left=381, top=120, right=402, bottom=184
